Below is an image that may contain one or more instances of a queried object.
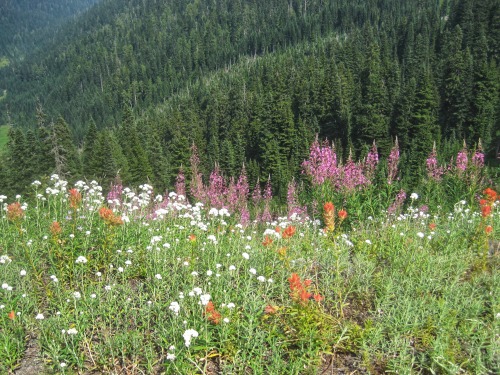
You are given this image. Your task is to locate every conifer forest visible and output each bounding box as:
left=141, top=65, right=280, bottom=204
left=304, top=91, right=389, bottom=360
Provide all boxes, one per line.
left=0, top=0, right=498, bottom=197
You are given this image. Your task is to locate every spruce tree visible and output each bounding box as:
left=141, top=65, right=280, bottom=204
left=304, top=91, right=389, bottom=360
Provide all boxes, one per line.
left=50, top=116, right=81, bottom=179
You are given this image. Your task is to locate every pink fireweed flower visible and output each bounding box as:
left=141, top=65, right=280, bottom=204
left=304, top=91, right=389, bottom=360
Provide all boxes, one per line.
left=251, top=178, right=262, bottom=205
left=106, top=181, right=123, bottom=207
left=426, top=143, right=444, bottom=181
left=226, top=178, right=239, bottom=211
left=235, top=165, right=250, bottom=207
left=388, top=189, right=406, bottom=215
left=240, top=207, right=250, bottom=227
left=286, top=179, right=305, bottom=218
left=471, top=140, right=484, bottom=169
left=364, top=140, right=379, bottom=180
left=175, top=168, right=187, bottom=197
left=387, top=137, right=400, bottom=185
left=338, top=152, right=368, bottom=192
left=260, top=177, right=273, bottom=223
left=207, top=164, right=227, bottom=209
left=301, top=136, right=338, bottom=185
left=456, top=143, right=468, bottom=172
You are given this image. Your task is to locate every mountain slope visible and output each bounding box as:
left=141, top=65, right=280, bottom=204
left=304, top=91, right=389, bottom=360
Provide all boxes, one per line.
left=0, top=0, right=99, bottom=59
left=0, top=0, right=445, bottom=138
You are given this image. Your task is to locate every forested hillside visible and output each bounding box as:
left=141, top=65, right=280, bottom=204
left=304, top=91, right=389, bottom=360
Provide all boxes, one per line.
left=0, top=0, right=99, bottom=59
left=0, top=0, right=499, bottom=197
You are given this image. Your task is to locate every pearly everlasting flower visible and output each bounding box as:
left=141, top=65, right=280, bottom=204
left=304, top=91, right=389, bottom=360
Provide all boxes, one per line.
left=0, top=255, right=12, bottom=264
left=169, top=302, right=180, bottom=315
left=183, top=329, right=199, bottom=347
left=199, top=294, right=211, bottom=306
left=75, top=256, right=88, bottom=264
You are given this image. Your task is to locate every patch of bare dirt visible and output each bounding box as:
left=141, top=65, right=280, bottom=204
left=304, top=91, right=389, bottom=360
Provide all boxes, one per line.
left=13, top=334, right=46, bottom=375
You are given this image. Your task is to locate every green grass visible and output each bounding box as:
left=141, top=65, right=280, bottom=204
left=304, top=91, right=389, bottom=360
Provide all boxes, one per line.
left=0, top=179, right=498, bottom=374
left=0, top=125, right=9, bottom=152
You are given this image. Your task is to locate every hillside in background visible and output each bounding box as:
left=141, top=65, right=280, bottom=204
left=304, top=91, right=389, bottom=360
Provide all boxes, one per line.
left=0, top=0, right=99, bottom=59
left=0, top=0, right=499, bottom=197
left=0, top=0, right=459, bottom=136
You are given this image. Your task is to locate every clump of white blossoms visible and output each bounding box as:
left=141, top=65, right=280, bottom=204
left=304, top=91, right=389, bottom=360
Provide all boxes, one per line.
left=75, top=256, right=88, bottom=264
left=169, top=301, right=180, bottom=315
left=183, top=329, right=199, bottom=347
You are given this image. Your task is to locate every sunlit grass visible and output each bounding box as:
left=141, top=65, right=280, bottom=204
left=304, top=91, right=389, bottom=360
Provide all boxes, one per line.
left=0, top=177, right=498, bottom=374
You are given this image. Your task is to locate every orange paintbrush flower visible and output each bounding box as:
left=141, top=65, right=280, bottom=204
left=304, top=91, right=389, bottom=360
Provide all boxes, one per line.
left=7, top=202, right=24, bottom=222
left=262, top=236, right=273, bottom=246
left=69, top=188, right=82, bottom=209
left=323, top=202, right=334, bottom=212
left=338, top=209, right=348, bottom=220
left=50, top=221, right=62, bottom=236
left=282, top=225, right=296, bottom=239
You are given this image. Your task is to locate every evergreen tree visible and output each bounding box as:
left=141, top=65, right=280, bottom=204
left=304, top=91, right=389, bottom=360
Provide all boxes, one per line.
left=50, top=116, right=81, bottom=179
left=117, top=105, right=152, bottom=186
left=82, top=119, right=98, bottom=178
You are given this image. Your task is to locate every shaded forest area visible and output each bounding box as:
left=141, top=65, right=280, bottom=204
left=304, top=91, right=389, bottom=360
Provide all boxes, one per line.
left=0, top=0, right=499, bottom=197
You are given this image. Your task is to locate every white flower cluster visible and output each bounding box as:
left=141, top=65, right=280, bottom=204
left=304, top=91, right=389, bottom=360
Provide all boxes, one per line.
left=183, top=329, right=199, bottom=347
left=75, top=256, right=88, bottom=264
left=0, top=255, right=12, bottom=264
left=169, top=301, right=180, bottom=315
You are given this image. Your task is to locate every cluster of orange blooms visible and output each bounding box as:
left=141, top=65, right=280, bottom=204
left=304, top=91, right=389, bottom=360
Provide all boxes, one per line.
left=323, top=202, right=347, bottom=233
left=480, top=188, right=497, bottom=235
left=480, top=188, right=497, bottom=218
left=288, top=273, right=323, bottom=306
left=98, top=207, right=124, bottom=226
left=204, top=301, right=221, bottom=324
left=6, top=202, right=25, bottom=222
left=273, top=225, right=296, bottom=239
left=50, top=221, right=62, bottom=236
left=69, top=188, right=82, bottom=209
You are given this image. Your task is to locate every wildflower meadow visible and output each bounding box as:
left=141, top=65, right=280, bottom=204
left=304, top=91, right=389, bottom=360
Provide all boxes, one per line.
left=0, top=140, right=499, bottom=374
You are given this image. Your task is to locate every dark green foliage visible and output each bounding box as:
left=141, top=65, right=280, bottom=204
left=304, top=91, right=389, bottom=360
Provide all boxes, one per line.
left=50, top=116, right=81, bottom=179
left=0, top=0, right=498, bottom=194
left=117, top=106, right=152, bottom=186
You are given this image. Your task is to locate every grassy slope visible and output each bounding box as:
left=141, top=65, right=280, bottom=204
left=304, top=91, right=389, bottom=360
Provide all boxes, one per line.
left=0, top=180, right=498, bottom=374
